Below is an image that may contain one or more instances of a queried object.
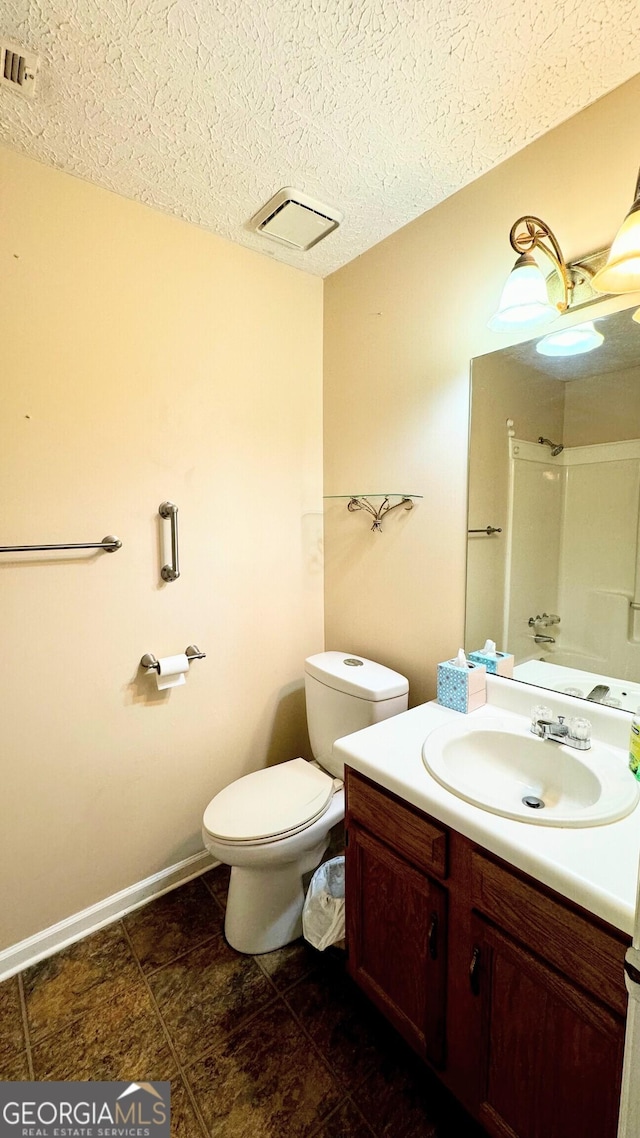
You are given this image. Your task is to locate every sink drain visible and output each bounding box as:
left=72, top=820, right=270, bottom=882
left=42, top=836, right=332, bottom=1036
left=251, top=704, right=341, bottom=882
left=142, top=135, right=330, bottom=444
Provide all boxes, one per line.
left=523, top=795, right=545, bottom=810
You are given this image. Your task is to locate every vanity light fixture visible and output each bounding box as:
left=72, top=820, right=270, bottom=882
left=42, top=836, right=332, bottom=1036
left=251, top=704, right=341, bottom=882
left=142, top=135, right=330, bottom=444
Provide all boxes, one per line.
left=592, top=167, right=640, bottom=294
left=536, top=321, right=604, bottom=358
left=491, top=166, right=640, bottom=334
left=488, top=216, right=575, bottom=332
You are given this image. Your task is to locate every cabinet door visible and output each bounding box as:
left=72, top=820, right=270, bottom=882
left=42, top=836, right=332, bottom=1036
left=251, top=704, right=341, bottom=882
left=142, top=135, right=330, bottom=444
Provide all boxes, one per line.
left=468, top=916, right=625, bottom=1138
left=345, top=822, right=447, bottom=1067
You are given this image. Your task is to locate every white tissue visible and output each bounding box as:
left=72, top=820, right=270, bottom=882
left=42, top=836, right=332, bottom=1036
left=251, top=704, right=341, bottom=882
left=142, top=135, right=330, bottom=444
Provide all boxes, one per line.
left=155, top=654, right=189, bottom=690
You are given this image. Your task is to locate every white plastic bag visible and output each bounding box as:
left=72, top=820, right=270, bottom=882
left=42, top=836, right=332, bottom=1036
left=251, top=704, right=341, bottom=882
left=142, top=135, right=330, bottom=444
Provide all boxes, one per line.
left=302, top=856, right=345, bottom=951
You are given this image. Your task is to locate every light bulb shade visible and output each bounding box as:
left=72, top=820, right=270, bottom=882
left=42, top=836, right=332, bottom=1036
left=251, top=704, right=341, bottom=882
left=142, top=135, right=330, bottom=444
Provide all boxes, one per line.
left=488, top=254, right=559, bottom=331
left=536, top=321, right=604, bottom=357
left=592, top=203, right=640, bottom=293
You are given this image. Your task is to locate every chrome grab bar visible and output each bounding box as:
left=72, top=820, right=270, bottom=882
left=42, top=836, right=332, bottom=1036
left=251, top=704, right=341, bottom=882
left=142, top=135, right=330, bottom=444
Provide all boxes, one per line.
left=159, top=501, right=180, bottom=581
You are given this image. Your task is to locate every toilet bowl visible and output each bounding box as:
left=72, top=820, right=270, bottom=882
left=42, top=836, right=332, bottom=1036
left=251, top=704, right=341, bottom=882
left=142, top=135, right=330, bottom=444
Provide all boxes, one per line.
left=202, top=652, right=408, bottom=954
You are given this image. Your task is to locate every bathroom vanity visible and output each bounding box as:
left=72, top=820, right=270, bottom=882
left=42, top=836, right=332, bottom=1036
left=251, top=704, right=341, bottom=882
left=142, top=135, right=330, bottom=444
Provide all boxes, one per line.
left=335, top=678, right=640, bottom=1138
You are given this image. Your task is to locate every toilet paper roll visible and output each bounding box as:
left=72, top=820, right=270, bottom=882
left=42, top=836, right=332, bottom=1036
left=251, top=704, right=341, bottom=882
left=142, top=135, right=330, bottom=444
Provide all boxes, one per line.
left=155, top=654, right=189, bottom=690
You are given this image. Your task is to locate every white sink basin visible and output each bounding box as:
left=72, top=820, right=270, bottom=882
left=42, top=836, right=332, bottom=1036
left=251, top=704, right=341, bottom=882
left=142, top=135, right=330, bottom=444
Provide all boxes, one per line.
left=422, top=717, right=639, bottom=826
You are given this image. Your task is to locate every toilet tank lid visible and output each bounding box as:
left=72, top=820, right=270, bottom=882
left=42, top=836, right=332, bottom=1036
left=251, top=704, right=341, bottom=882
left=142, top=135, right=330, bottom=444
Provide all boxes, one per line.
left=305, top=651, right=408, bottom=701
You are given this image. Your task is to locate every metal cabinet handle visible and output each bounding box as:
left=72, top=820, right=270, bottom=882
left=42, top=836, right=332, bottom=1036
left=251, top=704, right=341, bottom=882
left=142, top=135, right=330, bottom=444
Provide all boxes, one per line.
left=159, top=501, right=180, bottom=582
left=428, top=912, right=439, bottom=960
left=469, top=946, right=481, bottom=995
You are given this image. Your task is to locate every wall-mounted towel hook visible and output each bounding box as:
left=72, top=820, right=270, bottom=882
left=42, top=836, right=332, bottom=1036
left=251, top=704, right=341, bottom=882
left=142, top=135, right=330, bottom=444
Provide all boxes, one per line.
left=140, top=645, right=206, bottom=672
left=159, top=501, right=180, bottom=581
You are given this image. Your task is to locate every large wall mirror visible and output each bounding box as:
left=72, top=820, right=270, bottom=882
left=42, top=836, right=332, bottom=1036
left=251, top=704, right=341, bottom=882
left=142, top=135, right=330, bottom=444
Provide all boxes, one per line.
left=466, top=305, right=640, bottom=713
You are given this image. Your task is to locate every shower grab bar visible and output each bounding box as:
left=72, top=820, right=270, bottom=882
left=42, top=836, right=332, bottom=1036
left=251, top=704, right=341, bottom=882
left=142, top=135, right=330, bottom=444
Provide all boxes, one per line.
left=468, top=526, right=502, bottom=535
left=159, top=501, right=180, bottom=581
left=0, top=535, right=121, bottom=553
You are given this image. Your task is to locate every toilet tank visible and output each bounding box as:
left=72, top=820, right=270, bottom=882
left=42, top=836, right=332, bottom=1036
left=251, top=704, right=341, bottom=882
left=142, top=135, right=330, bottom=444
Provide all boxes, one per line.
left=304, top=651, right=409, bottom=778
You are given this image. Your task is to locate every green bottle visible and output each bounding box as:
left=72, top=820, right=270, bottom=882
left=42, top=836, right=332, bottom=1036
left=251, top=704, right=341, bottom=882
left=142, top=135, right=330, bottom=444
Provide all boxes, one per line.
left=629, top=712, right=640, bottom=780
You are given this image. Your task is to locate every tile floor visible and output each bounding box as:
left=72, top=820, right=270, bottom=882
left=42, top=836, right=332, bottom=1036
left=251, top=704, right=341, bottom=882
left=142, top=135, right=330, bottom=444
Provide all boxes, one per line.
left=1, top=867, right=487, bottom=1138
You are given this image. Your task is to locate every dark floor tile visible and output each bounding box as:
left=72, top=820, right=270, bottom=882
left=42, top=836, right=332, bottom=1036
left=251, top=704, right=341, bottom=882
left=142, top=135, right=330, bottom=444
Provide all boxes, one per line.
left=311, top=1099, right=374, bottom=1138
left=202, top=865, right=230, bottom=905
left=0, top=1050, right=30, bottom=1081
left=353, top=1038, right=482, bottom=1138
left=169, top=1076, right=207, bottom=1138
left=254, top=937, right=317, bottom=992
left=31, top=981, right=175, bottom=1081
left=147, top=935, right=275, bottom=1067
left=124, top=879, right=221, bottom=972
left=186, top=999, right=342, bottom=1138
left=0, top=976, right=25, bottom=1064
left=23, top=922, right=141, bottom=1042
left=285, top=961, right=390, bottom=1092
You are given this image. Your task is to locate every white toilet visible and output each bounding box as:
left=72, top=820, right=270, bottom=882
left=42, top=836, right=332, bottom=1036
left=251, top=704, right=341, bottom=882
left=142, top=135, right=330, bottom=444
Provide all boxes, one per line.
left=202, top=651, right=408, bottom=954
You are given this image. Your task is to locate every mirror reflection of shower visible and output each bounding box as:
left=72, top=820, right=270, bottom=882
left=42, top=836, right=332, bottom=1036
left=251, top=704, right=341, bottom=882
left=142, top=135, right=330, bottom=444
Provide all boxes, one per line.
left=538, top=436, right=564, bottom=457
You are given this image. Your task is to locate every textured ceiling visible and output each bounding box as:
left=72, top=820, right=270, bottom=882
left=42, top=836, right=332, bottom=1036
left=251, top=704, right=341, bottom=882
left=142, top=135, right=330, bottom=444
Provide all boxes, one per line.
left=1, top=0, right=640, bottom=277
left=497, top=308, right=640, bottom=382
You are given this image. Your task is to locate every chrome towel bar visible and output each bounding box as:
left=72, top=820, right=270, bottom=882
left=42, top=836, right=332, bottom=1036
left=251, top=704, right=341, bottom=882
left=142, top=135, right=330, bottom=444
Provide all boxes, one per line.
left=0, top=535, right=122, bottom=553
left=468, top=526, right=502, bottom=536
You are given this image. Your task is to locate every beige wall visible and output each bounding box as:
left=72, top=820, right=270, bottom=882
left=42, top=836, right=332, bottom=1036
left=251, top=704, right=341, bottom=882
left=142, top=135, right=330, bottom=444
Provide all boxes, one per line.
left=0, top=146, right=324, bottom=949
left=324, top=73, right=640, bottom=707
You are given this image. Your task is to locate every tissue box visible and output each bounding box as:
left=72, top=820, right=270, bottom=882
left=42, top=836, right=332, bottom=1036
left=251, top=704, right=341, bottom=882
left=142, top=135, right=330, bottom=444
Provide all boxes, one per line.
left=437, top=660, right=487, bottom=713
left=468, top=648, right=514, bottom=677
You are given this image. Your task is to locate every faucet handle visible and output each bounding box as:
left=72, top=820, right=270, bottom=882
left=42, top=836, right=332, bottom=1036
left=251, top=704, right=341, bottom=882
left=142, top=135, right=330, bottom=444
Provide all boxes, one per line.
left=531, top=705, right=553, bottom=735
left=567, top=716, right=591, bottom=750
left=542, top=613, right=561, bottom=625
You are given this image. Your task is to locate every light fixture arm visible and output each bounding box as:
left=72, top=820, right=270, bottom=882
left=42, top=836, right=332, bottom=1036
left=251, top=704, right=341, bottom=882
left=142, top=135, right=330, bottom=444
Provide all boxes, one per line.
left=509, top=216, right=571, bottom=312
left=632, top=167, right=640, bottom=213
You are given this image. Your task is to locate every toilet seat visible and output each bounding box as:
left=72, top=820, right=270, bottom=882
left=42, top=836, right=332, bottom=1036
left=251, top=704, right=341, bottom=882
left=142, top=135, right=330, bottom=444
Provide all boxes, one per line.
left=203, top=758, right=335, bottom=845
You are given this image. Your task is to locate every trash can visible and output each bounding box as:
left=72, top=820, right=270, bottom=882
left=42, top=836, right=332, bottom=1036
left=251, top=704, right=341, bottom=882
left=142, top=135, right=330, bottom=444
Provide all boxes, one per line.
left=302, top=855, right=345, bottom=951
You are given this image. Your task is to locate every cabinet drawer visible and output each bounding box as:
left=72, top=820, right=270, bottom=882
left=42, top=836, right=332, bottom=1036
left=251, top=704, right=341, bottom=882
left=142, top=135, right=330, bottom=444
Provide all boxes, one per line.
left=346, top=770, right=448, bottom=879
left=470, top=850, right=629, bottom=1015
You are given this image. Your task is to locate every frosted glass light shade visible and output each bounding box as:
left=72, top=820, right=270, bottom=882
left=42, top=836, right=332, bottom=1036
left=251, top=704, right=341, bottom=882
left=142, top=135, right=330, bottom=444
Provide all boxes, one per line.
left=536, top=321, right=604, bottom=357
left=592, top=206, right=640, bottom=293
left=488, top=254, right=559, bottom=331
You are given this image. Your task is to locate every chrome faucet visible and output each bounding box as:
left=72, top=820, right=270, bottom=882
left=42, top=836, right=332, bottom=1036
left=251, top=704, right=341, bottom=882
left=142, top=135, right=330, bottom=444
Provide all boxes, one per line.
left=532, top=714, right=569, bottom=743
left=531, top=713, right=591, bottom=750
left=586, top=684, right=610, bottom=703
left=534, top=634, right=555, bottom=644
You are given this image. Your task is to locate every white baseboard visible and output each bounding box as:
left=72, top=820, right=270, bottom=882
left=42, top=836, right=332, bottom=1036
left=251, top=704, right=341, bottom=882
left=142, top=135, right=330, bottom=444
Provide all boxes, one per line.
left=0, top=849, right=218, bottom=982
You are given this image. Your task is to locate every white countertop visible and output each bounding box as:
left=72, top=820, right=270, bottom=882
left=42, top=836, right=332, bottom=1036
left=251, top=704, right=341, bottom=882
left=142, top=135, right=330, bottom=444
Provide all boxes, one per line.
left=334, top=675, right=640, bottom=936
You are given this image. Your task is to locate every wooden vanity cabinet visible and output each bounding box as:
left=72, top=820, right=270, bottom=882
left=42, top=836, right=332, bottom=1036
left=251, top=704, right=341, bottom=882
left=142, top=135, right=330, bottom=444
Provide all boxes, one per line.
left=467, top=849, right=628, bottom=1138
left=345, top=769, right=630, bottom=1138
left=345, top=773, right=448, bottom=1066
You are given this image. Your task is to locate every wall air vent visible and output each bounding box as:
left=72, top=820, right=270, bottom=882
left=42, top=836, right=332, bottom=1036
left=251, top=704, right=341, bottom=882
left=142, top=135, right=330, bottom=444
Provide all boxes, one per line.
left=248, top=188, right=342, bottom=251
left=0, top=40, right=39, bottom=98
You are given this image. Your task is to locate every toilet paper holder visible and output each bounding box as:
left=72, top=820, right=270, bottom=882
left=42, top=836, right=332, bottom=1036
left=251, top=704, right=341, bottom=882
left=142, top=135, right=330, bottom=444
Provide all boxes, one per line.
left=141, top=645, right=206, bottom=672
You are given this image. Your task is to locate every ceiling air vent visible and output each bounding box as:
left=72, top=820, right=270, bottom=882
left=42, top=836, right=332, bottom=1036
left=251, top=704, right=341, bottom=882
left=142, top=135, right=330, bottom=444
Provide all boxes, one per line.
left=0, top=40, right=39, bottom=98
left=248, top=188, right=342, bottom=251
